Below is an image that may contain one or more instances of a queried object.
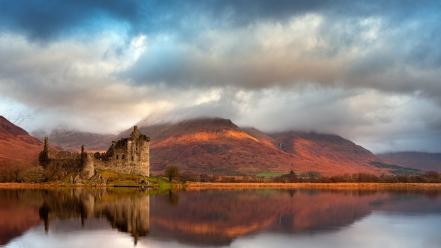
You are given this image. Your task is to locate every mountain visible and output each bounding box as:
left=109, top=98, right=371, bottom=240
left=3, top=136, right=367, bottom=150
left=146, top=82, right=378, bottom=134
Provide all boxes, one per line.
left=0, top=116, right=42, bottom=168
left=34, top=117, right=392, bottom=176
left=140, top=118, right=387, bottom=176
left=145, top=118, right=307, bottom=175
left=378, top=152, right=441, bottom=172
left=269, top=131, right=383, bottom=175
left=32, top=129, right=114, bottom=152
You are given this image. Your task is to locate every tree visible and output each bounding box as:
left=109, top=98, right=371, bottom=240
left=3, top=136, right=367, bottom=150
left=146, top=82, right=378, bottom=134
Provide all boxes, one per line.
left=39, top=137, right=50, bottom=168
left=165, top=165, right=180, bottom=182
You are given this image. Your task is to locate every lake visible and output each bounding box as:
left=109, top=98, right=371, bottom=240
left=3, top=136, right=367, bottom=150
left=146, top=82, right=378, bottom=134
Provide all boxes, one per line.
left=1, top=188, right=441, bottom=248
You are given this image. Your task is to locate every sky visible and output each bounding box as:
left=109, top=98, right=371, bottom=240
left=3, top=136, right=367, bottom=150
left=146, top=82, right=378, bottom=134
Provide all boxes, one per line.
left=0, top=0, right=441, bottom=153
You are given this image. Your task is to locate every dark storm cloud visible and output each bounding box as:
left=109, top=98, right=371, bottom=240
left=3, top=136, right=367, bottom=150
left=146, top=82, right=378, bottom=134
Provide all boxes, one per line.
left=0, top=0, right=314, bottom=40
left=2, top=0, right=438, bottom=40
left=0, top=0, right=325, bottom=39
left=0, top=0, right=143, bottom=40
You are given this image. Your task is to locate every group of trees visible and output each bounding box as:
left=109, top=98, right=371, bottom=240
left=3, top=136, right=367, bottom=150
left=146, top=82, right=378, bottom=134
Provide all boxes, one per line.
left=0, top=166, right=23, bottom=182
left=273, top=171, right=441, bottom=183
left=0, top=165, right=46, bottom=183
left=163, top=166, right=441, bottom=183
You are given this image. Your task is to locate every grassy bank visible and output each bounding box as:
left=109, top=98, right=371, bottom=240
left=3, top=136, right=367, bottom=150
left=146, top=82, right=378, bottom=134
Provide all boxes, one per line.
left=185, top=182, right=441, bottom=191
left=0, top=170, right=182, bottom=190
left=0, top=181, right=183, bottom=190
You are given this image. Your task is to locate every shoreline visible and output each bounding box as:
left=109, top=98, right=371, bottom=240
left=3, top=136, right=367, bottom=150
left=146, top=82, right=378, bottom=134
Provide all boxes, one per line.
left=2, top=182, right=441, bottom=190
left=185, top=182, right=441, bottom=191
left=0, top=183, right=109, bottom=189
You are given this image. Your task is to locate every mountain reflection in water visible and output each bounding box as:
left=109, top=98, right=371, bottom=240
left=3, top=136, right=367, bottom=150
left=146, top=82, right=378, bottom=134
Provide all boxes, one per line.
left=1, top=189, right=441, bottom=247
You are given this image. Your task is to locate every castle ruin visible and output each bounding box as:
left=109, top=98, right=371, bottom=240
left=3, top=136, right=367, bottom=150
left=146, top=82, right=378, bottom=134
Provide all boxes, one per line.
left=40, top=126, right=150, bottom=178
left=39, top=189, right=150, bottom=244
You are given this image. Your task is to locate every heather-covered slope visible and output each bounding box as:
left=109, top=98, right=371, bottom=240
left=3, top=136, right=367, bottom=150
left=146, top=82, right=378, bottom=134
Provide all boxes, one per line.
left=269, top=131, right=383, bottom=175
left=0, top=116, right=42, bottom=168
left=145, top=119, right=306, bottom=175
left=142, top=118, right=387, bottom=176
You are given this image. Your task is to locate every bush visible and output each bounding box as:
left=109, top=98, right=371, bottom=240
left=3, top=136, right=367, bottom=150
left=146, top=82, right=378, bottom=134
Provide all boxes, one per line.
left=0, top=164, right=25, bottom=182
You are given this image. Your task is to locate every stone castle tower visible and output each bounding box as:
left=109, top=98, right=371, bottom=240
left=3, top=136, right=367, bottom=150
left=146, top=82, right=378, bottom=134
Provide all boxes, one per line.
left=106, top=126, right=150, bottom=177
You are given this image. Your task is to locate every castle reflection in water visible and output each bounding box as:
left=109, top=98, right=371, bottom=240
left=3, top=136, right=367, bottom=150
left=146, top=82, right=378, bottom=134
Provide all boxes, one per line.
left=2, top=188, right=441, bottom=247
left=38, top=189, right=150, bottom=245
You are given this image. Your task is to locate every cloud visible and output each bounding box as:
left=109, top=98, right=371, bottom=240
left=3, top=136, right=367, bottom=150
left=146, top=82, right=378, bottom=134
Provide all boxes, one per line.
left=123, top=11, right=441, bottom=105
left=1, top=1, right=439, bottom=41
left=0, top=0, right=142, bottom=40
left=0, top=32, right=162, bottom=132
left=135, top=86, right=441, bottom=153
left=125, top=14, right=344, bottom=89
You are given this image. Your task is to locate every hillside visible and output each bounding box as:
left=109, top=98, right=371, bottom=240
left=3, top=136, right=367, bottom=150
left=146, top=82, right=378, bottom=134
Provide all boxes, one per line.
left=145, top=119, right=306, bottom=175
left=378, top=152, right=441, bottom=172
left=0, top=116, right=42, bottom=168
left=141, top=118, right=388, bottom=176
left=269, top=131, right=383, bottom=175
left=31, top=117, right=393, bottom=176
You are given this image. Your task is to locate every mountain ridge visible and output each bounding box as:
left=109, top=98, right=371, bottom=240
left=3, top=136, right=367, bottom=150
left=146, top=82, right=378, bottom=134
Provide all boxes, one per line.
left=0, top=116, right=42, bottom=168
left=0, top=116, right=28, bottom=137
left=378, top=151, right=441, bottom=172
left=7, top=116, right=418, bottom=176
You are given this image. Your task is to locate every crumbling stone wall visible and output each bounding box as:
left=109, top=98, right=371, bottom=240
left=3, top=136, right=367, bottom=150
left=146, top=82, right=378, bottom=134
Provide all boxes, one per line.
left=45, top=149, right=83, bottom=175
left=104, top=126, right=150, bottom=177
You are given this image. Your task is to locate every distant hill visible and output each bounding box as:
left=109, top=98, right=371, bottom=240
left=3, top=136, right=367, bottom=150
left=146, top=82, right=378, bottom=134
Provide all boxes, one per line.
left=269, top=131, right=382, bottom=176
left=30, top=117, right=400, bottom=176
left=0, top=116, right=42, bottom=168
left=32, top=129, right=114, bottom=152
left=378, top=152, right=441, bottom=172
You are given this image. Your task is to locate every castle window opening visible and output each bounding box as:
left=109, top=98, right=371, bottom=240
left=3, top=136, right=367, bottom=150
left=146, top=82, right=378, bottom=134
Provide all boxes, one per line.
left=122, top=154, right=125, bottom=160
left=116, top=155, right=119, bottom=160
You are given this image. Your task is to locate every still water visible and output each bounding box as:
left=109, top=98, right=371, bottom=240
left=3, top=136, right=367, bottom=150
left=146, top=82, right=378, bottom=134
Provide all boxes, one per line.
left=1, top=188, right=441, bottom=248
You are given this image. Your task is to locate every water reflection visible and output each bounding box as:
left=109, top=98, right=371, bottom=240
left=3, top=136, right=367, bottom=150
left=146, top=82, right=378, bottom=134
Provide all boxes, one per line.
left=38, top=189, right=150, bottom=244
left=1, top=189, right=441, bottom=247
